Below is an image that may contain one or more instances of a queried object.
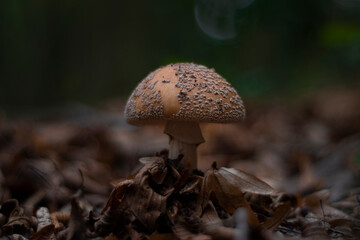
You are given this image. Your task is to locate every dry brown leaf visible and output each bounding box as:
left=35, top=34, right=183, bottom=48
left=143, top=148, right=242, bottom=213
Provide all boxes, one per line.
left=311, top=202, right=355, bottom=222
left=4, top=234, right=29, bottom=240
left=148, top=159, right=181, bottom=196
left=0, top=199, right=37, bottom=237
left=244, top=192, right=274, bottom=220
left=326, top=218, right=356, bottom=238
left=199, top=166, right=259, bottom=226
left=200, top=202, right=235, bottom=240
left=173, top=222, right=211, bottom=240
left=259, top=201, right=293, bottom=232
left=201, top=201, right=222, bottom=228
left=301, top=218, right=330, bottom=240
left=96, top=158, right=176, bottom=235
left=327, top=218, right=354, bottom=228
left=139, top=156, right=164, bottom=165
left=330, top=193, right=360, bottom=218
left=95, top=182, right=133, bottom=237
left=104, top=234, right=119, bottom=240
left=218, top=167, right=275, bottom=195
left=128, top=173, right=168, bottom=232
left=178, top=175, right=203, bottom=196
left=302, top=189, right=330, bottom=211
left=203, top=226, right=235, bottom=240
left=148, top=232, right=177, bottom=240
left=50, top=212, right=70, bottom=232
left=30, top=224, right=55, bottom=240
left=63, top=198, right=87, bottom=240
left=149, top=164, right=168, bottom=185
left=101, top=179, right=134, bottom=214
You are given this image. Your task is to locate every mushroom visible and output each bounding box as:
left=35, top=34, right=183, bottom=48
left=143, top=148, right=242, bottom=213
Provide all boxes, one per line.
left=125, top=63, right=245, bottom=169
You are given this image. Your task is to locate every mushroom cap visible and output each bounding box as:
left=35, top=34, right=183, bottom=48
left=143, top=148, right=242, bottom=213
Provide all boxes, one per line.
left=125, top=63, right=245, bottom=125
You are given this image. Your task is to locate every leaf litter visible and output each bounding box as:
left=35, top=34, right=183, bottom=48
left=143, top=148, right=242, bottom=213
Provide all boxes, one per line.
left=0, top=88, right=360, bottom=239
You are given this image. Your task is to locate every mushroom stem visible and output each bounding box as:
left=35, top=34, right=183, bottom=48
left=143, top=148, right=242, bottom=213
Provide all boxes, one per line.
left=168, top=138, right=198, bottom=169
left=164, top=120, right=205, bottom=169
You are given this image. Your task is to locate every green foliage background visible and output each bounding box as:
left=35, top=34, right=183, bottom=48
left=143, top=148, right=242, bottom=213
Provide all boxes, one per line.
left=0, top=0, right=359, bottom=112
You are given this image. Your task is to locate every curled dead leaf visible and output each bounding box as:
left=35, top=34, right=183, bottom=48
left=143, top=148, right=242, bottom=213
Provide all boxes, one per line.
left=30, top=224, right=55, bottom=240
left=95, top=179, right=134, bottom=236
left=0, top=199, right=37, bottom=237
left=129, top=173, right=168, bottom=233
left=101, top=179, right=134, bottom=214
left=198, top=167, right=264, bottom=227
left=50, top=212, right=70, bottom=232
left=259, top=201, right=293, bottom=232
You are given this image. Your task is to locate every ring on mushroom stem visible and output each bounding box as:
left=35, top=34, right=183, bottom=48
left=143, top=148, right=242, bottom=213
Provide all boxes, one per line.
left=125, top=63, right=245, bottom=170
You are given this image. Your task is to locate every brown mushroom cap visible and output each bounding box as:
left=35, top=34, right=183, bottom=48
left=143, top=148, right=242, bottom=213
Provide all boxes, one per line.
left=125, top=63, right=245, bottom=125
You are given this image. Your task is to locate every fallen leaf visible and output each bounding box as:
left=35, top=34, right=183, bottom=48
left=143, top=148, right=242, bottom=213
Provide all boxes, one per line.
left=259, top=201, right=293, bottom=232
left=198, top=166, right=260, bottom=226
left=301, top=217, right=329, bottom=240
left=30, top=224, right=55, bottom=240
left=218, top=167, right=275, bottom=195
left=101, top=179, right=134, bottom=215
left=0, top=199, right=37, bottom=237
left=128, top=173, right=168, bottom=233
left=50, top=212, right=70, bottom=232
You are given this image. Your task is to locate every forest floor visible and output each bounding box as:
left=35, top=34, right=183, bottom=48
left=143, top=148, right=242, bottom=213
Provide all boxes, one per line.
left=0, top=87, right=360, bottom=240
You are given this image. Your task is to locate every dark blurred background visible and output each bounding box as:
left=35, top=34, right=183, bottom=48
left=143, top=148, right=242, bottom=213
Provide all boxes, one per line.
left=1, top=0, right=360, bottom=114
